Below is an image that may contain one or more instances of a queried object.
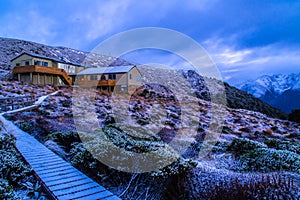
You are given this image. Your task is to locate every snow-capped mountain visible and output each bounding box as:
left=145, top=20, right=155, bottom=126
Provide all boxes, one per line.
left=239, top=73, right=300, bottom=113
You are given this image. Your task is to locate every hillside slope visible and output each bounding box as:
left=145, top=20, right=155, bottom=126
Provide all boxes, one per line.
left=0, top=37, right=287, bottom=119
left=182, top=70, right=287, bottom=119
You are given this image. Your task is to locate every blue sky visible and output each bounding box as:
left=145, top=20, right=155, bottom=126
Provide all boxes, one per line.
left=1, top=0, right=300, bottom=85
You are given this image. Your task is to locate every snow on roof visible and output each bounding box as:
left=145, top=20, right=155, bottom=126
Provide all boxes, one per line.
left=11, top=52, right=82, bottom=66
left=77, top=65, right=135, bottom=75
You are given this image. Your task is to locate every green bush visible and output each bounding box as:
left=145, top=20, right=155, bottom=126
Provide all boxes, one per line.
left=0, top=135, right=31, bottom=185
left=228, top=138, right=300, bottom=173
left=0, top=179, right=18, bottom=199
left=238, top=148, right=300, bottom=173
left=47, top=130, right=80, bottom=151
left=18, top=122, right=33, bottom=133
left=69, top=142, right=98, bottom=171
left=151, top=158, right=197, bottom=177
left=0, top=134, right=44, bottom=199
left=264, top=139, right=300, bottom=154
left=227, top=138, right=267, bottom=154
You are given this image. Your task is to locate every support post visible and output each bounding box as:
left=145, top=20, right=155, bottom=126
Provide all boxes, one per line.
left=30, top=73, right=33, bottom=83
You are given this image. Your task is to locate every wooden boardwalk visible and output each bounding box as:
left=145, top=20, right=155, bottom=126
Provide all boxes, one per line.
left=0, top=116, right=121, bottom=200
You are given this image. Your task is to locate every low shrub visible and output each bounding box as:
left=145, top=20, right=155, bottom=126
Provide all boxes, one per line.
left=264, top=139, right=300, bottom=154
left=238, top=148, right=300, bottom=173
left=227, top=138, right=267, bottom=154
left=0, top=179, right=17, bottom=199
left=0, top=135, right=31, bottom=185
left=47, top=130, right=80, bottom=151
left=18, top=121, right=34, bottom=133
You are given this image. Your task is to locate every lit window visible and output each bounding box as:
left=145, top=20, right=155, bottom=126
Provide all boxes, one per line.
left=109, top=74, right=116, bottom=80
left=34, top=60, right=41, bottom=65
left=90, top=75, right=97, bottom=80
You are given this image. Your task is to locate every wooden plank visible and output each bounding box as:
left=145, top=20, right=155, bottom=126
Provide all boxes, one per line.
left=27, top=157, right=63, bottom=165
left=42, top=171, right=83, bottom=183
left=74, top=190, right=114, bottom=200
left=34, top=162, right=70, bottom=171
left=32, top=160, right=68, bottom=168
left=36, top=165, right=74, bottom=175
left=22, top=152, right=54, bottom=158
left=47, top=176, right=88, bottom=187
left=103, top=195, right=123, bottom=200
left=58, top=187, right=106, bottom=200
left=50, top=179, right=94, bottom=191
left=38, top=168, right=76, bottom=179
left=54, top=182, right=100, bottom=196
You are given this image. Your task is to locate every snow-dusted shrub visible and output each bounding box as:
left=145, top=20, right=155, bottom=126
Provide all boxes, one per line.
left=264, top=139, right=300, bottom=154
left=227, top=138, right=267, bottom=154
left=0, top=179, right=17, bottom=199
left=151, top=158, right=197, bottom=177
left=69, top=142, right=98, bottom=172
left=0, top=135, right=31, bottom=184
left=238, top=148, right=300, bottom=173
left=18, top=121, right=34, bottom=133
left=212, top=141, right=230, bottom=153
left=184, top=167, right=299, bottom=200
left=47, top=130, right=80, bottom=151
left=59, top=99, right=72, bottom=108
left=0, top=133, right=45, bottom=199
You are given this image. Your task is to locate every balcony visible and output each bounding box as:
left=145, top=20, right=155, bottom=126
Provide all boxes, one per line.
left=13, top=65, right=72, bottom=85
left=75, top=80, right=116, bottom=87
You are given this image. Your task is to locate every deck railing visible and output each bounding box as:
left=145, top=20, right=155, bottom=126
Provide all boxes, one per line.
left=0, top=95, right=36, bottom=112
left=75, top=79, right=116, bottom=87
left=13, top=65, right=72, bottom=85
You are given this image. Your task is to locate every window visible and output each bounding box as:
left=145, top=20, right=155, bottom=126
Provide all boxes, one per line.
left=16, top=63, right=20, bottom=66
left=109, top=74, right=116, bottom=80
left=90, top=75, right=97, bottom=80
left=42, top=62, right=48, bottom=66
left=129, top=74, right=132, bottom=80
left=136, top=75, right=141, bottom=82
left=25, top=61, right=30, bottom=66
left=34, top=60, right=41, bottom=65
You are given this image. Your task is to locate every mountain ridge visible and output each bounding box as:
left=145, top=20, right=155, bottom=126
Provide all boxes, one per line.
left=239, top=73, right=300, bottom=113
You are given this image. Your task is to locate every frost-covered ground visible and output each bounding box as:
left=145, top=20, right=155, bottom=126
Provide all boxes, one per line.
left=1, top=80, right=300, bottom=199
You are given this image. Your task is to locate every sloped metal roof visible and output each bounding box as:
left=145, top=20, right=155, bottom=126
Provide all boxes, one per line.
left=77, top=65, right=135, bottom=75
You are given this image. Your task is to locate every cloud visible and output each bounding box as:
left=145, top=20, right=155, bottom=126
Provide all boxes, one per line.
left=0, top=10, right=56, bottom=44
left=68, top=1, right=131, bottom=41
left=203, top=38, right=300, bottom=84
